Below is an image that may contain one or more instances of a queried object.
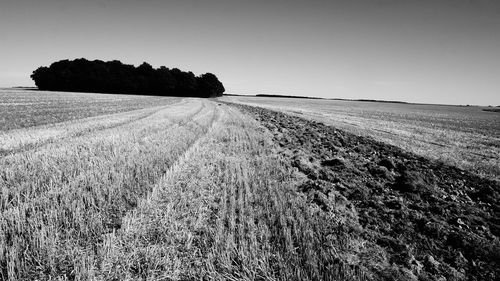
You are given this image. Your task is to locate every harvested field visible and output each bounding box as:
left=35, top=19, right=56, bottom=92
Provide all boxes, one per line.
left=1, top=98, right=216, bottom=279
left=0, top=89, right=181, bottom=131
left=1, top=92, right=363, bottom=280
left=97, top=105, right=364, bottom=280
left=1, top=90, right=498, bottom=280
left=223, top=96, right=500, bottom=181
left=230, top=102, right=500, bottom=281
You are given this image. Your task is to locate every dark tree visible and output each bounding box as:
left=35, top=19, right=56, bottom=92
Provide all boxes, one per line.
left=198, top=73, right=226, bottom=98
left=30, top=58, right=225, bottom=98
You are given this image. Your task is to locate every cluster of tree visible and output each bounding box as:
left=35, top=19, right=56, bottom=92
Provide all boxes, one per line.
left=31, top=58, right=225, bottom=98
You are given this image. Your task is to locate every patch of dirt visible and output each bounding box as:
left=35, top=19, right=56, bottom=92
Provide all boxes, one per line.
left=232, top=103, right=500, bottom=281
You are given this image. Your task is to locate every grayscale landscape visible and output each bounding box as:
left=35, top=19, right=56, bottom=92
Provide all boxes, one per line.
left=1, top=0, right=499, bottom=280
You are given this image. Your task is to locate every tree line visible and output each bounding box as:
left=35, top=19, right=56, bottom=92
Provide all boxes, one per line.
left=31, top=58, right=225, bottom=98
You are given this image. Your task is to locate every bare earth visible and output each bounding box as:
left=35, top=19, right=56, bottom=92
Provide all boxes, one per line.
left=1, top=90, right=498, bottom=280
left=222, top=96, right=500, bottom=181
left=229, top=102, right=499, bottom=280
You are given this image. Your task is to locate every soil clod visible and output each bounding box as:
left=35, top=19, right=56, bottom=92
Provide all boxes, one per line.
left=232, top=102, right=500, bottom=281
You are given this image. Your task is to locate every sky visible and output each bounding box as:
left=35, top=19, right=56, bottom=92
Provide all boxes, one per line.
left=0, top=0, right=499, bottom=105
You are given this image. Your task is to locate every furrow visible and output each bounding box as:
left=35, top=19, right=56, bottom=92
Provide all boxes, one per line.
left=0, top=98, right=186, bottom=157
left=0, top=99, right=217, bottom=280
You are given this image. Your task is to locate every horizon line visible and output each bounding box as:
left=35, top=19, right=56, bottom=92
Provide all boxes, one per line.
left=2, top=86, right=498, bottom=108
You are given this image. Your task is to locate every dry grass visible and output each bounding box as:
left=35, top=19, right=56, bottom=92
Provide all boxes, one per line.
left=222, top=96, right=500, bottom=180
left=97, top=105, right=369, bottom=280
left=1, top=92, right=372, bottom=280
left=0, top=89, right=181, bottom=131
left=0, top=104, right=168, bottom=155
left=0, top=98, right=217, bottom=280
left=0, top=88, right=412, bottom=281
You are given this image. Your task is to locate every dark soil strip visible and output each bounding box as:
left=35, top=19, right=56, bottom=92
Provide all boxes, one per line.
left=231, top=103, right=500, bottom=281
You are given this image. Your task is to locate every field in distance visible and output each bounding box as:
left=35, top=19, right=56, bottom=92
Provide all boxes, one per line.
left=0, top=89, right=360, bottom=280
left=0, top=89, right=182, bottom=131
left=222, top=95, right=500, bottom=181
left=1, top=90, right=498, bottom=280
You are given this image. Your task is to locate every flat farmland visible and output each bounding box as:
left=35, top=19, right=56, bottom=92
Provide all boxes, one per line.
left=0, top=89, right=182, bottom=131
left=0, top=90, right=360, bottom=280
left=1, top=90, right=498, bottom=280
left=223, top=96, right=500, bottom=180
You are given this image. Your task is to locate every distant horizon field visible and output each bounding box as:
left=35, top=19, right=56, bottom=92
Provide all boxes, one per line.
left=0, top=89, right=182, bottom=131
left=222, top=95, right=500, bottom=180
left=1, top=89, right=498, bottom=279
left=3, top=87, right=500, bottom=107
left=225, top=93, right=500, bottom=107
left=0, top=89, right=372, bottom=280
left=2, top=89, right=498, bottom=180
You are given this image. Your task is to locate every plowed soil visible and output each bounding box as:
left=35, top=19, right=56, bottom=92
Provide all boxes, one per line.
left=231, top=103, right=500, bottom=281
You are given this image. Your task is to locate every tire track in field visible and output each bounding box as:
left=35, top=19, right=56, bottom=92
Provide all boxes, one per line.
left=0, top=99, right=213, bottom=213
left=200, top=104, right=369, bottom=280
left=0, top=99, right=191, bottom=158
left=0, top=100, right=222, bottom=280
left=176, top=106, right=365, bottom=280
left=94, top=101, right=225, bottom=277
left=100, top=99, right=220, bottom=233
left=233, top=102, right=500, bottom=280
left=94, top=103, right=239, bottom=280
left=0, top=107, right=163, bottom=157
left=92, top=104, right=366, bottom=280
left=0, top=100, right=211, bottom=216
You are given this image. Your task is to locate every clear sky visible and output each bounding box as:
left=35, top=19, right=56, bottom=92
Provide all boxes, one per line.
left=0, top=0, right=499, bottom=105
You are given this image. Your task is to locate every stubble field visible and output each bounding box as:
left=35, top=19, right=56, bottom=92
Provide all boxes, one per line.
left=1, top=89, right=498, bottom=281
left=222, top=96, right=500, bottom=181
